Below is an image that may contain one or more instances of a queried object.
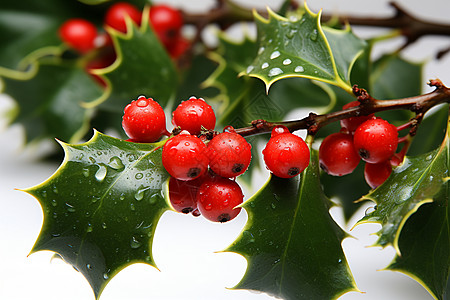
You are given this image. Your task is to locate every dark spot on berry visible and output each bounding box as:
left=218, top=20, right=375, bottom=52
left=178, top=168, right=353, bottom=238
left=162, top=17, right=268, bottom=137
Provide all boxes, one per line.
left=358, top=148, right=370, bottom=160
left=288, top=167, right=300, bottom=176
left=218, top=213, right=231, bottom=223
left=232, top=163, right=244, bottom=174
left=187, top=167, right=201, bottom=178
left=181, top=207, right=194, bottom=214
left=165, top=28, right=177, bottom=39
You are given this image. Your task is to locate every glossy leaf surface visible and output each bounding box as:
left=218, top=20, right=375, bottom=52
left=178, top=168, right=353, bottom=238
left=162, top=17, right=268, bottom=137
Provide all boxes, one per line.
left=25, top=131, right=170, bottom=298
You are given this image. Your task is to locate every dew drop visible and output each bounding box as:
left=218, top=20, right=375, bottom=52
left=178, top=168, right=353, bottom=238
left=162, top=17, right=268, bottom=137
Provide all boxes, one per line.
left=86, top=264, right=92, bottom=270
left=136, top=99, right=148, bottom=107
left=103, top=273, right=109, bottom=280
left=130, top=236, right=142, bottom=249
left=135, top=187, right=146, bottom=201
left=242, top=230, right=255, bottom=244
left=294, top=66, right=304, bottom=73
left=95, top=165, right=107, bottom=182
left=268, top=68, right=283, bottom=77
left=309, top=29, right=318, bottom=41
left=261, top=62, right=269, bottom=69
left=258, top=46, right=265, bottom=55
left=108, top=156, right=125, bottom=170
left=82, top=168, right=90, bottom=177
left=149, top=193, right=160, bottom=205
left=270, top=51, right=280, bottom=59
left=365, top=205, right=377, bottom=216
left=65, top=203, right=76, bottom=213
left=246, top=65, right=254, bottom=73
left=282, top=59, right=292, bottom=65
left=135, top=173, right=144, bottom=180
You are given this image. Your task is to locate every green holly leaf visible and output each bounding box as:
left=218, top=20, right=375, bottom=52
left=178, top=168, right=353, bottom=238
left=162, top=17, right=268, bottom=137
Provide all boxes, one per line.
left=23, top=131, right=170, bottom=299
left=357, top=116, right=450, bottom=299
left=83, top=9, right=177, bottom=112
left=226, top=146, right=358, bottom=299
left=204, top=34, right=335, bottom=187
left=2, top=60, right=103, bottom=143
left=242, top=5, right=366, bottom=93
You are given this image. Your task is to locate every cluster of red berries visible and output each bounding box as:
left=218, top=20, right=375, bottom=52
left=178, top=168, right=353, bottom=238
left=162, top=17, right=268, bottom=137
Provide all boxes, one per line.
left=121, top=96, right=311, bottom=222
left=58, top=3, right=189, bottom=84
left=319, top=100, right=401, bottom=189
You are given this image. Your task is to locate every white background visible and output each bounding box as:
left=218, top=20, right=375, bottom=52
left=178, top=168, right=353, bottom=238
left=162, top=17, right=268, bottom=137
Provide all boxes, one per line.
left=1, top=0, right=450, bottom=299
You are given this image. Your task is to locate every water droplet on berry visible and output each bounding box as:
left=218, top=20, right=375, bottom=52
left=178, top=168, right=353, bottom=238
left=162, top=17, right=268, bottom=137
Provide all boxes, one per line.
left=82, top=168, right=90, bottom=177
left=283, top=59, right=292, bottom=65
left=135, top=173, right=143, bottom=180
left=65, top=202, right=76, bottom=213
left=103, top=273, right=109, bottom=280
left=258, top=46, right=265, bottom=54
left=246, top=65, right=254, bottom=73
left=204, top=203, right=213, bottom=211
left=261, top=62, right=269, bottom=69
left=136, top=99, right=148, bottom=107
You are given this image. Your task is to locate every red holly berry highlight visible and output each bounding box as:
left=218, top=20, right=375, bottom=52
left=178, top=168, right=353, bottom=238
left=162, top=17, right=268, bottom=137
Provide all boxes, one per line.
left=340, top=101, right=375, bottom=133
left=197, top=175, right=244, bottom=223
left=172, top=97, right=216, bottom=135
left=364, top=160, right=393, bottom=189
left=149, top=4, right=184, bottom=50
left=319, top=132, right=360, bottom=176
left=207, top=131, right=252, bottom=178
left=122, top=96, right=168, bottom=143
left=104, top=2, right=142, bottom=33
left=162, top=132, right=209, bottom=181
left=353, top=118, right=399, bottom=163
left=263, top=131, right=310, bottom=178
left=59, top=19, right=98, bottom=54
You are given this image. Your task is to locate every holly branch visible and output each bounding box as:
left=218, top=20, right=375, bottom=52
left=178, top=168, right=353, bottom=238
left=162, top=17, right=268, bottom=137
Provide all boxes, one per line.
left=234, top=79, right=450, bottom=137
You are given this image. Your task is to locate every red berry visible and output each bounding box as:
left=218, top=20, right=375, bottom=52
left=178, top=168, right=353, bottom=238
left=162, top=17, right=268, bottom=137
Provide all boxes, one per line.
left=122, top=96, right=167, bottom=142
left=197, top=176, right=244, bottom=223
left=207, top=132, right=252, bottom=178
left=104, top=2, right=142, bottom=33
left=340, top=101, right=375, bottom=133
left=172, top=97, right=216, bottom=135
left=169, top=36, right=191, bottom=59
left=271, top=125, right=290, bottom=137
left=353, top=118, right=398, bottom=163
left=168, top=176, right=203, bottom=214
left=364, top=160, right=392, bottom=189
left=149, top=4, right=183, bottom=49
left=319, top=132, right=360, bottom=176
left=162, top=133, right=209, bottom=181
left=262, top=132, right=310, bottom=178
left=59, top=19, right=98, bottom=54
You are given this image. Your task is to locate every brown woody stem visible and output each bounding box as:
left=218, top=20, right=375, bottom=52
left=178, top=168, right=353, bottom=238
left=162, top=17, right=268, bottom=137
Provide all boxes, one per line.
left=235, top=79, right=450, bottom=138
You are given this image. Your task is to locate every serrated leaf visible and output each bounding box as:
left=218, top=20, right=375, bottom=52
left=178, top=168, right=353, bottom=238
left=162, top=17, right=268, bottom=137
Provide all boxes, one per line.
left=204, top=34, right=335, bottom=187
left=84, top=9, right=177, bottom=111
left=2, top=61, right=103, bottom=143
left=357, top=115, right=450, bottom=299
left=243, top=6, right=366, bottom=93
left=227, top=148, right=357, bottom=299
left=24, top=131, right=170, bottom=299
